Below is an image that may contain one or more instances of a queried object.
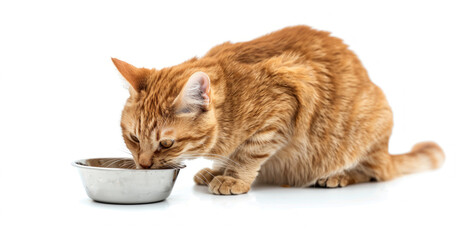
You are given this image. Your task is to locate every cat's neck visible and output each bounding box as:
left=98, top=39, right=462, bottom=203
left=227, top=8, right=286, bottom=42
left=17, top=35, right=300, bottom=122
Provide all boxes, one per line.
left=201, top=60, right=259, bottom=156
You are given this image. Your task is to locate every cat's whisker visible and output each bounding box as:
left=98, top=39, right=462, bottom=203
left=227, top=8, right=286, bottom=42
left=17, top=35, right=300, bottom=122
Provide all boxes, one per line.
left=179, top=152, right=234, bottom=163
left=163, top=162, right=177, bottom=168
left=120, top=149, right=133, bottom=157
left=160, top=161, right=184, bottom=170
left=194, top=175, right=208, bottom=185
left=194, top=173, right=208, bottom=185
left=197, top=168, right=221, bottom=185
left=121, top=161, right=136, bottom=169
left=103, top=158, right=125, bottom=168
left=178, top=153, right=242, bottom=168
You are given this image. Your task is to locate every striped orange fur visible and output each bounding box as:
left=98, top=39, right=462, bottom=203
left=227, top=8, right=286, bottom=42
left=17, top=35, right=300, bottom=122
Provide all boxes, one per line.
left=113, top=26, right=445, bottom=195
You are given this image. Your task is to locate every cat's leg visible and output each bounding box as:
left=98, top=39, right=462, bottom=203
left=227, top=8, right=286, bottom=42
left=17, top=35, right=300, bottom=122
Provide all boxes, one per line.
left=207, top=154, right=265, bottom=195
left=315, top=137, right=391, bottom=188
left=315, top=139, right=390, bottom=188
left=316, top=148, right=401, bottom=188
left=315, top=168, right=374, bottom=188
left=208, top=160, right=263, bottom=195
left=208, top=127, right=285, bottom=195
left=316, top=139, right=444, bottom=188
left=193, top=165, right=225, bottom=186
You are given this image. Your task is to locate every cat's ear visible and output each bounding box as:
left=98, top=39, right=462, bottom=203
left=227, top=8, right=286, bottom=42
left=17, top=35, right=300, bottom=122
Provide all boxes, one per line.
left=111, top=58, right=150, bottom=92
left=174, top=72, right=211, bottom=113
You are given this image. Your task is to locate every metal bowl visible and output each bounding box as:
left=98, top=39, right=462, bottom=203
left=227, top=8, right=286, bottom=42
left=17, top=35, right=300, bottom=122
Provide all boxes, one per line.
left=72, top=158, right=184, bottom=204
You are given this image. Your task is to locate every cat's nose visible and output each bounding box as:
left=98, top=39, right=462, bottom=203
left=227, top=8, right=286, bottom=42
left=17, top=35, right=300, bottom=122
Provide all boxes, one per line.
left=137, top=153, right=153, bottom=169
left=139, top=161, right=152, bottom=169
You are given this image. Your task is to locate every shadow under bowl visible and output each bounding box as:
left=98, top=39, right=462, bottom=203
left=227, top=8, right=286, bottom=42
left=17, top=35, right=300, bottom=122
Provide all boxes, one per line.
left=72, top=158, right=184, bottom=204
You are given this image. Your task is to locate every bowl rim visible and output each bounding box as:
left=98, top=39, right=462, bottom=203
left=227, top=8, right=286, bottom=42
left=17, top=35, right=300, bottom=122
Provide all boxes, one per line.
left=71, top=158, right=186, bottom=172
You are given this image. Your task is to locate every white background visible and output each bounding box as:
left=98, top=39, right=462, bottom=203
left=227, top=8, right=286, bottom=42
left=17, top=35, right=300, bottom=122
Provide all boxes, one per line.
left=1, top=1, right=470, bottom=239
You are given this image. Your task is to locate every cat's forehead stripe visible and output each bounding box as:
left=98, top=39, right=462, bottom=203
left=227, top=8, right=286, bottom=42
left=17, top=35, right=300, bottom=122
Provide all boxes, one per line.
left=161, top=128, right=174, bottom=137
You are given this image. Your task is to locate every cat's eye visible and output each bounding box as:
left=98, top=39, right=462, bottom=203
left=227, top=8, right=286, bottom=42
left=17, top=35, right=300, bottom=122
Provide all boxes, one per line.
left=130, top=134, right=139, bottom=143
left=160, top=139, right=174, bottom=148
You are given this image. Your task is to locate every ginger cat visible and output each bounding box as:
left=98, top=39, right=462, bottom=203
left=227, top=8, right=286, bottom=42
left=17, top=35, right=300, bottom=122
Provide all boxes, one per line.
left=113, top=25, right=444, bottom=195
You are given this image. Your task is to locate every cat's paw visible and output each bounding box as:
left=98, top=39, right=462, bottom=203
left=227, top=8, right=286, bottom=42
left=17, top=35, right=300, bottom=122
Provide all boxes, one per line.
left=208, top=176, right=250, bottom=195
left=194, top=168, right=221, bottom=185
left=316, top=174, right=350, bottom=188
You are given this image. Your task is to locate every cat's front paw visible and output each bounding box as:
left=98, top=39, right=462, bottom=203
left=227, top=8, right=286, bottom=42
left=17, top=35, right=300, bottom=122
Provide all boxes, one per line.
left=194, top=168, right=221, bottom=186
left=208, top=176, right=250, bottom=195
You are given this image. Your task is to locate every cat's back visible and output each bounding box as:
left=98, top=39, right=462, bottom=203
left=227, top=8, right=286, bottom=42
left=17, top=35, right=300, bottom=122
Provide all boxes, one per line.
left=205, top=25, right=350, bottom=66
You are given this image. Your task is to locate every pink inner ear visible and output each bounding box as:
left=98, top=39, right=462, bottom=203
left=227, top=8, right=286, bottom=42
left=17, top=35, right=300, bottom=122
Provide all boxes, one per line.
left=188, top=72, right=210, bottom=102
left=199, top=76, right=210, bottom=100
left=176, top=72, right=211, bottom=112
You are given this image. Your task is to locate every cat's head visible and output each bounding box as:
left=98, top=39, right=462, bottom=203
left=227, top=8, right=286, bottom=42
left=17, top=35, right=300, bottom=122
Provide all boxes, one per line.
left=112, top=58, right=218, bottom=169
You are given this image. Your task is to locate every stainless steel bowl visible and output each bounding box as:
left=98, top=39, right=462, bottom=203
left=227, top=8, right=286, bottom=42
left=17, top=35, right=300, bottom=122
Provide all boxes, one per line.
left=72, top=158, right=184, bottom=204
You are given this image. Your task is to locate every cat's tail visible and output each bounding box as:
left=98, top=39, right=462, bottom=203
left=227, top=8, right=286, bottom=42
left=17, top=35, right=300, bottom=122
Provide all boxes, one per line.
left=391, top=142, right=445, bottom=175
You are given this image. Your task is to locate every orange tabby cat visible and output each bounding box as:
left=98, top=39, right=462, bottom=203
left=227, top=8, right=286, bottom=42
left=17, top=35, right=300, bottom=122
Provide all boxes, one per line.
left=113, top=25, right=444, bottom=195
